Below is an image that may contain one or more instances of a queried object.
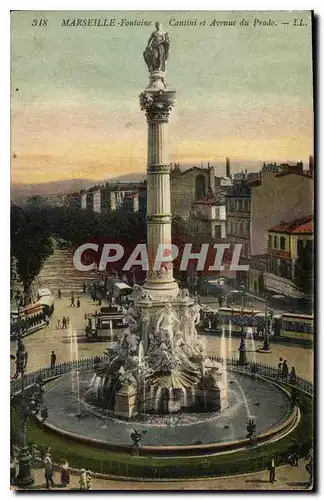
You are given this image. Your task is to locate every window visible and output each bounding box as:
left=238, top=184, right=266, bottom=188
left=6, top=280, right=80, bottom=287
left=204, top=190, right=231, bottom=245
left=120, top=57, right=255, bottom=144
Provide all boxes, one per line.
left=274, top=235, right=278, bottom=249
left=246, top=222, right=250, bottom=236
left=195, top=175, right=206, bottom=200
left=215, top=207, right=220, bottom=219
left=280, top=236, right=286, bottom=251
left=297, top=239, right=304, bottom=255
left=239, top=222, right=243, bottom=235
left=279, top=259, right=291, bottom=279
left=269, top=258, right=278, bottom=274
left=214, top=225, right=221, bottom=238
left=268, top=234, right=272, bottom=248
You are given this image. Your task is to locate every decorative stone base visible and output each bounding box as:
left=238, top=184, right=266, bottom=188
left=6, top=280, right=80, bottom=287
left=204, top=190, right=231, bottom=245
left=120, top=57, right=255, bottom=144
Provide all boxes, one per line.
left=142, top=279, right=180, bottom=300
left=114, top=386, right=138, bottom=419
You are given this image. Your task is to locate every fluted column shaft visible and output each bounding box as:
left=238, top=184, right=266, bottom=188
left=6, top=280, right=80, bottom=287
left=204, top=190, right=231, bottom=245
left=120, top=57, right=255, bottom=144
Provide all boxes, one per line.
left=139, top=88, right=178, bottom=295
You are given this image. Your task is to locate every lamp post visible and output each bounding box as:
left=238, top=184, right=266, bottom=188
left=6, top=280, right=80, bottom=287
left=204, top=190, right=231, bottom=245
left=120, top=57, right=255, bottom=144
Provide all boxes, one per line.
left=262, top=301, right=272, bottom=351
left=11, top=290, right=48, bottom=486
left=239, top=282, right=246, bottom=338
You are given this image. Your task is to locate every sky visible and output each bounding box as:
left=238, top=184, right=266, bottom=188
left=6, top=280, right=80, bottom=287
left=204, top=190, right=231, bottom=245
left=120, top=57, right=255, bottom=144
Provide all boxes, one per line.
left=11, top=10, right=314, bottom=184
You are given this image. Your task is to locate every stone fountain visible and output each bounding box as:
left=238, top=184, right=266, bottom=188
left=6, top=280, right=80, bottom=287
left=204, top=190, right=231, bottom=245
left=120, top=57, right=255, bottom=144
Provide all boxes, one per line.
left=87, top=300, right=227, bottom=418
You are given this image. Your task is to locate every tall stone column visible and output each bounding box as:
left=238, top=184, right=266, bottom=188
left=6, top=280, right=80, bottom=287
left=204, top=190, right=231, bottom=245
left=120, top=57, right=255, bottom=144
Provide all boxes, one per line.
left=139, top=76, right=179, bottom=299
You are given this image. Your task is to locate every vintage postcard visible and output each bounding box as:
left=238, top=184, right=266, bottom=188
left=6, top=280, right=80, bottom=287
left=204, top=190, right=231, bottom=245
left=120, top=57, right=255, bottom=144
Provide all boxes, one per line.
left=10, top=10, right=314, bottom=491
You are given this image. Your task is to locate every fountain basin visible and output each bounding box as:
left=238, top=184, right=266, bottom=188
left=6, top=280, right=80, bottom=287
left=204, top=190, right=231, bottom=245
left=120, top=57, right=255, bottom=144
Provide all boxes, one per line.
left=41, top=370, right=297, bottom=456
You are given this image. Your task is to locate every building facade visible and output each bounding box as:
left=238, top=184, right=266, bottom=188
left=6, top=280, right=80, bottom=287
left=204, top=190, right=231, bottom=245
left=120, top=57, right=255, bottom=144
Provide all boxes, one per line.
left=170, top=164, right=222, bottom=220
left=250, top=169, right=313, bottom=256
left=264, top=215, right=313, bottom=298
left=190, top=193, right=226, bottom=241
left=225, top=181, right=252, bottom=260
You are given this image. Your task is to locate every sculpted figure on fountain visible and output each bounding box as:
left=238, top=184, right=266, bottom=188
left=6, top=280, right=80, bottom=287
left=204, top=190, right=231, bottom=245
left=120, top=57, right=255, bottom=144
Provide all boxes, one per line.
left=154, top=303, right=180, bottom=351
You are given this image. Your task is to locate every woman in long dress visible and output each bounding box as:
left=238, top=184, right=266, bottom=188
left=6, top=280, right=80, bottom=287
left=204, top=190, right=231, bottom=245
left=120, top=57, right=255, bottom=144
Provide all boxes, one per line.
left=60, top=460, right=70, bottom=487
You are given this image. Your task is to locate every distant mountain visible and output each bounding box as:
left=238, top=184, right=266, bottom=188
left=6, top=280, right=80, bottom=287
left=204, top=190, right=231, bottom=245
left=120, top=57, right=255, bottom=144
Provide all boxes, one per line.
left=11, top=160, right=265, bottom=203
left=11, top=174, right=147, bottom=203
left=11, top=178, right=102, bottom=203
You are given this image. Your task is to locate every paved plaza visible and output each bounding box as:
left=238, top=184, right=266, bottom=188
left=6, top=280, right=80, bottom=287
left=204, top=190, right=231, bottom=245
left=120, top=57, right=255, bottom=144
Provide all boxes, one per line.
left=10, top=250, right=314, bottom=491
left=13, top=460, right=312, bottom=491
left=10, top=289, right=313, bottom=382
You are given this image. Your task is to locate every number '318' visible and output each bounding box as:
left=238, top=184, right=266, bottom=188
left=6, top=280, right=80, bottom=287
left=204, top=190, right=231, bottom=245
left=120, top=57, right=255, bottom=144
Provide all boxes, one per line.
left=32, top=19, right=48, bottom=27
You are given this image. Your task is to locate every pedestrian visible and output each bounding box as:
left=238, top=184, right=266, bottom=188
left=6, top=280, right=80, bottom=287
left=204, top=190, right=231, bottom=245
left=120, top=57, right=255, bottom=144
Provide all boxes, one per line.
left=79, top=468, right=87, bottom=490
left=305, top=458, right=313, bottom=487
left=50, top=351, right=56, bottom=369
left=62, top=316, right=66, bottom=329
left=70, top=293, right=75, bottom=307
left=83, top=283, right=86, bottom=293
left=60, top=459, right=70, bottom=487
left=269, top=457, right=276, bottom=483
left=282, top=360, right=289, bottom=380
left=57, top=319, right=61, bottom=329
left=289, top=366, right=297, bottom=385
left=58, top=288, right=62, bottom=300
left=86, top=470, right=92, bottom=490
left=77, top=298, right=80, bottom=308
left=10, top=456, right=17, bottom=486
left=293, top=451, right=299, bottom=466
left=44, top=455, right=55, bottom=488
left=66, top=316, right=70, bottom=328
left=278, top=357, right=283, bottom=376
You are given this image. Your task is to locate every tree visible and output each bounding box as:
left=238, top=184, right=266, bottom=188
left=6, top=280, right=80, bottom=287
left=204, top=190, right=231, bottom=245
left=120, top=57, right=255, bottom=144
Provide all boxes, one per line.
left=11, top=204, right=53, bottom=299
left=294, top=241, right=313, bottom=296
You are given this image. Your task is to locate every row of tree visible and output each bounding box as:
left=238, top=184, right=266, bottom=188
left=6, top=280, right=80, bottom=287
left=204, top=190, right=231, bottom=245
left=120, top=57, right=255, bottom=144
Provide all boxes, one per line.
left=10, top=203, right=194, bottom=297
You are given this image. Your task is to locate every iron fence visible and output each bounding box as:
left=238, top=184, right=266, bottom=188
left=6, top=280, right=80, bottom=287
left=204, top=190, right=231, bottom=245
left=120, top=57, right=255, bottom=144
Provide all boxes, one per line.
left=11, top=354, right=313, bottom=397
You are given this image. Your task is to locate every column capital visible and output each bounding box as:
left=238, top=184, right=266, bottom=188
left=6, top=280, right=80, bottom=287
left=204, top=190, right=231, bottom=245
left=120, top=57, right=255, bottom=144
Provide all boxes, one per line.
left=139, top=89, right=176, bottom=123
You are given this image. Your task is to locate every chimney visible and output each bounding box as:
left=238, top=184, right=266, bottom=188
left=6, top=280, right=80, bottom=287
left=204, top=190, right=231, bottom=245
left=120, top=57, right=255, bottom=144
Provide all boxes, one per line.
left=226, top=157, right=231, bottom=178
left=309, top=155, right=314, bottom=177
left=208, top=165, right=215, bottom=195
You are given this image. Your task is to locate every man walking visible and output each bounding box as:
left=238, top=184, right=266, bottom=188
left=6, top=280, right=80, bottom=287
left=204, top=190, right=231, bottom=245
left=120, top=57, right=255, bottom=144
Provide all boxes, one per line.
left=269, top=457, right=276, bottom=483
left=278, top=357, right=283, bottom=376
left=58, top=289, right=62, bottom=300
left=50, top=351, right=57, bottom=369
left=70, top=293, right=75, bottom=307
left=44, top=454, right=55, bottom=489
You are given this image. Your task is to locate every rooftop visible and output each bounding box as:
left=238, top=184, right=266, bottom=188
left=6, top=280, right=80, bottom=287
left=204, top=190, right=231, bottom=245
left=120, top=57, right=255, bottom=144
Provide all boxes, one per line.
left=269, top=215, right=313, bottom=234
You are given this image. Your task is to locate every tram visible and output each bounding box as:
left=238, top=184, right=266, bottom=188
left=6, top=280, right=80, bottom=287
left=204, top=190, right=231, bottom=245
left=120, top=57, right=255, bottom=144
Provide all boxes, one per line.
left=203, top=307, right=313, bottom=345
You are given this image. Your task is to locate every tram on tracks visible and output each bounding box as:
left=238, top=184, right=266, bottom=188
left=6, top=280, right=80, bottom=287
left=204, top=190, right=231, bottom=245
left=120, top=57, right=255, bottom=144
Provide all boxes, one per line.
left=202, top=307, right=313, bottom=345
